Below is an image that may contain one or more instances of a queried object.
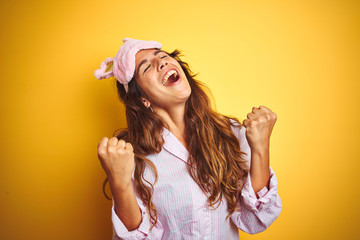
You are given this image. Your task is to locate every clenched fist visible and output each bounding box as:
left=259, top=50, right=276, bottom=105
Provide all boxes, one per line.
left=242, top=105, right=277, bottom=153
left=97, top=137, right=135, bottom=191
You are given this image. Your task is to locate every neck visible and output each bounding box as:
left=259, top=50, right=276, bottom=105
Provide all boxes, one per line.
left=154, top=103, right=187, bottom=147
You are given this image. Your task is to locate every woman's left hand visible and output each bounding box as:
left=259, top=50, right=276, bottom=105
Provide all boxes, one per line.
left=242, top=105, right=277, bottom=153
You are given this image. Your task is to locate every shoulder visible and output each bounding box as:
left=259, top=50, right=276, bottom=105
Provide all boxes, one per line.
left=229, top=118, right=245, bottom=139
left=228, top=118, right=250, bottom=158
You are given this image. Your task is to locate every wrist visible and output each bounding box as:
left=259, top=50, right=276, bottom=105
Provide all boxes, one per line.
left=108, top=176, right=132, bottom=193
left=251, top=145, right=269, bottom=157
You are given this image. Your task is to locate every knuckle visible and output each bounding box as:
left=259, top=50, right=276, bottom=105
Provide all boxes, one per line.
left=97, top=137, right=108, bottom=148
left=124, top=149, right=132, bottom=155
left=97, top=144, right=103, bottom=151
left=260, top=105, right=267, bottom=110
left=98, top=148, right=105, bottom=156
left=98, top=148, right=107, bottom=156
left=107, top=146, right=117, bottom=153
left=116, top=147, right=125, bottom=153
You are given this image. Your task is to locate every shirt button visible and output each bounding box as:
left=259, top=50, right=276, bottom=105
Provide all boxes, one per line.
left=203, top=237, right=208, bottom=240
left=202, top=207, right=207, bottom=212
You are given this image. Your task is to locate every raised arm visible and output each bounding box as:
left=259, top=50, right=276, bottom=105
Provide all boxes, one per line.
left=242, top=106, right=277, bottom=196
left=98, top=137, right=142, bottom=229
left=229, top=109, right=282, bottom=234
left=98, top=137, right=164, bottom=239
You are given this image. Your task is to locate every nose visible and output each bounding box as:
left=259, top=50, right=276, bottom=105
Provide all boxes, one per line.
left=158, top=58, right=168, bottom=71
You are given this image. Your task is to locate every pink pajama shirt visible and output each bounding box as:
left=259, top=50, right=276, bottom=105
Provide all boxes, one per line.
left=112, top=122, right=282, bottom=239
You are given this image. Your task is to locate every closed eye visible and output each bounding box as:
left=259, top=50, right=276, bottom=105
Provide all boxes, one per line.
left=144, top=55, right=168, bottom=73
left=144, top=65, right=150, bottom=73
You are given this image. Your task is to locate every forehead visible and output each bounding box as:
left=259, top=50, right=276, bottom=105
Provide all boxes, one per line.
left=135, top=48, right=160, bottom=63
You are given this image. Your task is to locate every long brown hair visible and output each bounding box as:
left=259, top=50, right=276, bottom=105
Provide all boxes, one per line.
left=104, top=49, right=249, bottom=229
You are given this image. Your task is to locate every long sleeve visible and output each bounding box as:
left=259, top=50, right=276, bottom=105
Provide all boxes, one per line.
left=230, top=120, right=282, bottom=234
left=111, top=180, right=164, bottom=240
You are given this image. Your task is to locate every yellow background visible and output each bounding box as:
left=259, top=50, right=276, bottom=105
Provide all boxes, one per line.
left=1, top=0, right=359, bottom=239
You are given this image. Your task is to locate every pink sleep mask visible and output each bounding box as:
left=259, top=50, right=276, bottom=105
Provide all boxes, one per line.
left=94, top=37, right=162, bottom=92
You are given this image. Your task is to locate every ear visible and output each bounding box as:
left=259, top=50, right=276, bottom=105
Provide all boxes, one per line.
left=141, top=97, right=151, bottom=108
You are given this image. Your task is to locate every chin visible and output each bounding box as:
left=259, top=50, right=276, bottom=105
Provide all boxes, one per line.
left=180, top=89, right=191, bottom=102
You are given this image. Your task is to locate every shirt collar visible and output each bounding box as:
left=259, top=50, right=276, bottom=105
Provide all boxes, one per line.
left=161, top=127, right=189, bottom=163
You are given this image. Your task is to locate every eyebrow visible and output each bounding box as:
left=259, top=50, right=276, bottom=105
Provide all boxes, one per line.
left=137, top=50, right=164, bottom=74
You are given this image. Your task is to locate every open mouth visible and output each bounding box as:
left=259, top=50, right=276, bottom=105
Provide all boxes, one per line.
left=162, top=70, right=180, bottom=86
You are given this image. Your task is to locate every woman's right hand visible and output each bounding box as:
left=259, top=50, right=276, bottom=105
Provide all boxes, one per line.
left=97, top=137, right=135, bottom=191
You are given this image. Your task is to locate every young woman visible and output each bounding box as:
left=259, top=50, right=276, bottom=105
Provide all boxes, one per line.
left=95, top=38, right=282, bottom=239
